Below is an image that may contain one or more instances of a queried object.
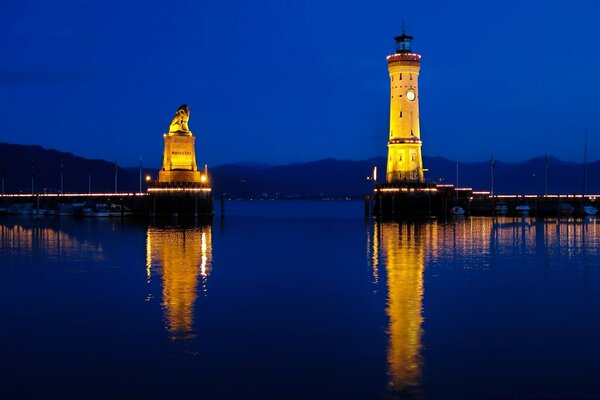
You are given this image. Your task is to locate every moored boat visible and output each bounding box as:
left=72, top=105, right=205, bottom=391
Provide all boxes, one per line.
left=582, top=205, right=598, bottom=216
left=515, top=204, right=530, bottom=215
left=106, top=203, right=134, bottom=217
left=495, top=203, right=508, bottom=215
left=559, top=202, right=575, bottom=216
left=450, top=206, right=465, bottom=215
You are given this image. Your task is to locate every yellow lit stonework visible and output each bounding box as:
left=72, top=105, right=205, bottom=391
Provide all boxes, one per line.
left=386, top=33, right=424, bottom=183
left=158, top=104, right=202, bottom=183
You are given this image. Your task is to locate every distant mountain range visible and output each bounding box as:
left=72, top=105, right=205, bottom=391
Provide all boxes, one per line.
left=0, top=143, right=597, bottom=197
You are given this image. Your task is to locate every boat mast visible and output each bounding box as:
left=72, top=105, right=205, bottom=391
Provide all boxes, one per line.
left=544, top=154, right=548, bottom=196
left=60, top=159, right=64, bottom=194
left=583, top=130, right=588, bottom=196
left=490, top=155, right=495, bottom=197
left=456, top=162, right=459, bottom=200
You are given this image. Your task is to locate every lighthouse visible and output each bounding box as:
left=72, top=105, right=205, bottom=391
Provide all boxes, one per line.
left=385, top=31, right=424, bottom=183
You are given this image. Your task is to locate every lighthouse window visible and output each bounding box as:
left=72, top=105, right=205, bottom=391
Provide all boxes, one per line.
left=399, top=111, right=403, bottom=117
left=399, top=73, right=402, bottom=80
left=391, top=76, right=393, bottom=81
left=410, top=74, right=413, bottom=80
left=411, top=154, right=415, bottom=162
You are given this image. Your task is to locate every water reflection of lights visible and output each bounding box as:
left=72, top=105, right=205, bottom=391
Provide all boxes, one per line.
left=369, top=222, right=430, bottom=394
left=0, top=223, right=104, bottom=263
left=146, top=226, right=213, bottom=341
left=368, top=217, right=599, bottom=394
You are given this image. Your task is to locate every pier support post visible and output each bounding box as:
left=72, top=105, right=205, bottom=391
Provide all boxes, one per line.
left=220, top=194, right=225, bottom=219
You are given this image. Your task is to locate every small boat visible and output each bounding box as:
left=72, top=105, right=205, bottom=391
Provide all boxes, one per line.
left=582, top=205, right=598, bottom=216
left=56, top=203, right=75, bottom=216
left=495, top=203, right=508, bottom=215
left=515, top=204, right=530, bottom=215
left=106, top=203, right=134, bottom=217
left=16, top=203, right=35, bottom=215
left=558, top=202, right=575, bottom=216
left=84, top=203, right=110, bottom=217
left=83, top=203, right=133, bottom=217
left=450, top=206, right=465, bottom=215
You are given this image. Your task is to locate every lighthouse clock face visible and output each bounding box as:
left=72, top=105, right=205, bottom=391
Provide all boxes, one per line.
left=406, top=89, right=416, bottom=101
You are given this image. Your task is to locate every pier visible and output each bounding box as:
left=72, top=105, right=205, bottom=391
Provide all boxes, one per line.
left=0, top=105, right=214, bottom=218
left=0, top=192, right=147, bottom=216
left=0, top=189, right=213, bottom=218
left=369, top=183, right=600, bottom=217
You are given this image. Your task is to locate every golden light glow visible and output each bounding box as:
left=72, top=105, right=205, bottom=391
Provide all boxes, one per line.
left=375, top=222, right=428, bottom=392
left=376, top=187, right=438, bottom=193
left=0, top=223, right=104, bottom=262
left=145, top=175, right=152, bottom=182
left=200, top=174, right=208, bottom=183
left=147, top=187, right=211, bottom=193
left=168, top=104, right=191, bottom=134
left=146, top=226, right=213, bottom=341
left=369, top=216, right=600, bottom=395
left=386, top=39, right=424, bottom=183
left=158, top=104, right=204, bottom=184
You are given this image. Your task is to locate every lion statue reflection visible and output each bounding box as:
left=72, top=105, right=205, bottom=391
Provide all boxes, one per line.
left=169, top=104, right=191, bottom=133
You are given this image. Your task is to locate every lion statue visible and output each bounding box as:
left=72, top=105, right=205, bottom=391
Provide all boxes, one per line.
left=168, top=104, right=191, bottom=133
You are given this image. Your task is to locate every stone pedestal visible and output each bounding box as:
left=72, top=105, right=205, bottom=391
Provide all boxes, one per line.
left=158, top=132, right=201, bottom=183
left=158, top=170, right=202, bottom=183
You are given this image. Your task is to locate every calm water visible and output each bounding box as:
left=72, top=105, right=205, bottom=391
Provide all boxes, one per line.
left=2, top=201, right=600, bottom=399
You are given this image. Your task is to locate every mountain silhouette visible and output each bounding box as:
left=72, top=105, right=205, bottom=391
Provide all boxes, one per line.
left=0, top=143, right=596, bottom=197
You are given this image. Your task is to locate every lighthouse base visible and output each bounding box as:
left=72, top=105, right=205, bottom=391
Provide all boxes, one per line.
left=371, top=182, right=469, bottom=217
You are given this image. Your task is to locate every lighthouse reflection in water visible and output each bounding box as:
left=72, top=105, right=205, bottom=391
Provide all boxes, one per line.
left=369, top=217, right=600, bottom=396
left=370, top=221, right=427, bottom=394
left=146, top=225, right=212, bottom=341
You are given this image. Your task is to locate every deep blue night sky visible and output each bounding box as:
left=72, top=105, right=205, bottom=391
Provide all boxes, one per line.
left=2, top=0, right=600, bottom=168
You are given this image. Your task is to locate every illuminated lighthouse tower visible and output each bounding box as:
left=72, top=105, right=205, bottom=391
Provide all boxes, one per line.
left=386, top=31, right=424, bottom=183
